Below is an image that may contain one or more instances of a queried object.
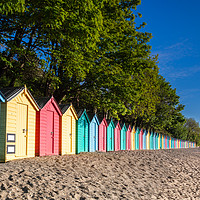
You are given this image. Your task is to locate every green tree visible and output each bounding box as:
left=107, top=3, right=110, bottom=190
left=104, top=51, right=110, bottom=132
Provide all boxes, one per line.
left=148, top=75, right=185, bottom=134
left=184, top=118, right=200, bottom=144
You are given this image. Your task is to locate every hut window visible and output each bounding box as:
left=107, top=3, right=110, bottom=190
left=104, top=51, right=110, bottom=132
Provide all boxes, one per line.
left=7, top=134, right=16, bottom=142
left=7, top=145, right=15, bottom=154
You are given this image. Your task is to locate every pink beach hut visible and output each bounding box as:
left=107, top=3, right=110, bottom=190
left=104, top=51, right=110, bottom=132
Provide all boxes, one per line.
left=139, top=129, right=144, bottom=150
left=98, top=117, right=108, bottom=152
left=35, top=97, right=62, bottom=156
left=126, top=125, right=132, bottom=150
left=114, top=121, right=121, bottom=151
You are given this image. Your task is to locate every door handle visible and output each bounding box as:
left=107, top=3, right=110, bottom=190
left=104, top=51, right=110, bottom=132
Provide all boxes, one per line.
left=51, top=132, right=53, bottom=134
left=23, top=129, right=27, bottom=133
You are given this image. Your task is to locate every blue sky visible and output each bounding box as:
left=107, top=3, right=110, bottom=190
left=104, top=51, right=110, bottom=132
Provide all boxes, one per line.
left=136, top=0, right=200, bottom=122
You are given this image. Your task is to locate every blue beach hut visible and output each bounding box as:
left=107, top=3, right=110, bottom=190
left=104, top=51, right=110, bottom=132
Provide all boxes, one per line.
left=88, top=113, right=99, bottom=152
left=143, top=130, right=147, bottom=150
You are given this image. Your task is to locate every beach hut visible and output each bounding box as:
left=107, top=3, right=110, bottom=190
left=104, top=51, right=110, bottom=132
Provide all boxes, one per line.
left=135, top=128, right=140, bottom=150
left=146, top=130, right=150, bottom=150
left=157, top=133, right=160, bottom=149
left=162, top=134, right=165, bottom=149
left=98, top=116, right=107, bottom=152
left=149, top=131, right=154, bottom=150
left=172, top=137, right=174, bottom=148
left=139, top=129, right=144, bottom=150
left=107, top=119, right=115, bottom=151
left=156, top=133, right=159, bottom=149
left=131, top=126, right=136, bottom=150
left=120, top=123, right=127, bottom=150
left=126, top=125, right=132, bottom=150
left=114, top=121, right=121, bottom=151
left=143, top=130, right=147, bottom=150
left=0, top=86, right=39, bottom=162
left=164, top=135, right=166, bottom=149
left=88, top=114, right=99, bottom=152
left=59, top=104, right=78, bottom=155
left=153, top=132, right=156, bottom=150
left=76, top=109, right=90, bottom=153
left=174, top=138, right=177, bottom=148
left=167, top=136, right=170, bottom=149
left=35, top=96, right=62, bottom=156
left=159, top=134, right=162, bottom=149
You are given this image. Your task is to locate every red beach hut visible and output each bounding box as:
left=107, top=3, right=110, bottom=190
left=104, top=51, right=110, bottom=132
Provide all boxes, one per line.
left=114, top=121, right=121, bottom=151
left=35, top=97, right=62, bottom=156
left=126, top=125, right=132, bottom=150
left=98, top=117, right=108, bottom=152
left=139, top=129, right=144, bottom=150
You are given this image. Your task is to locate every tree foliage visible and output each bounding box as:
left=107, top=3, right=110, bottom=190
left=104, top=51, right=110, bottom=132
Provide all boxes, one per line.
left=0, top=0, right=191, bottom=141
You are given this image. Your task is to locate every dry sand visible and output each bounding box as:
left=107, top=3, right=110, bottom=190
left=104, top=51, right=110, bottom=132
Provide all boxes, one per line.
left=0, top=148, right=200, bottom=200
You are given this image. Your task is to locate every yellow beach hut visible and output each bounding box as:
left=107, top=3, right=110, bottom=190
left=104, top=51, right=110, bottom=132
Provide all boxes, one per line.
left=146, top=130, right=150, bottom=150
left=131, top=126, right=135, bottom=150
left=158, top=133, right=160, bottom=149
left=162, top=134, right=165, bottom=149
left=0, top=86, right=39, bottom=162
left=59, top=104, right=78, bottom=155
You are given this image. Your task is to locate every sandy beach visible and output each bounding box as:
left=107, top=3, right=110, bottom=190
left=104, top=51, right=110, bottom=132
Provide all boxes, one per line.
left=0, top=148, right=199, bottom=199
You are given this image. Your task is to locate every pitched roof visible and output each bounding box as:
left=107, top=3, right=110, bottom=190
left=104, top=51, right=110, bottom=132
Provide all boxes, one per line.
left=0, top=91, right=5, bottom=102
left=87, top=113, right=95, bottom=122
left=76, top=109, right=90, bottom=123
left=76, top=109, right=85, bottom=118
left=59, top=104, right=71, bottom=114
left=0, top=87, right=24, bottom=101
left=35, top=97, right=51, bottom=109
left=97, top=115, right=104, bottom=123
left=126, top=124, right=131, bottom=130
left=114, top=121, right=118, bottom=127
left=120, top=122, right=125, bottom=128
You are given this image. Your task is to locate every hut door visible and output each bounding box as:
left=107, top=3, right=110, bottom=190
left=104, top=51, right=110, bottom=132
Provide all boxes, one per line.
left=67, top=115, right=72, bottom=153
left=16, top=103, right=28, bottom=156
left=92, top=122, right=96, bottom=151
left=84, top=120, right=87, bottom=152
left=47, top=111, right=54, bottom=154
left=103, top=126, right=106, bottom=151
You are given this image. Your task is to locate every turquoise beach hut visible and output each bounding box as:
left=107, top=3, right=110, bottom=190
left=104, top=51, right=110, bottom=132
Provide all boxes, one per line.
left=135, top=128, right=140, bottom=150
left=120, top=123, right=127, bottom=150
left=149, top=131, right=154, bottom=150
left=76, top=109, right=90, bottom=153
left=156, top=133, right=159, bottom=149
left=167, top=136, right=170, bottom=149
left=107, top=119, right=115, bottom=151
left=153, top=132, right=156, bottom=150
